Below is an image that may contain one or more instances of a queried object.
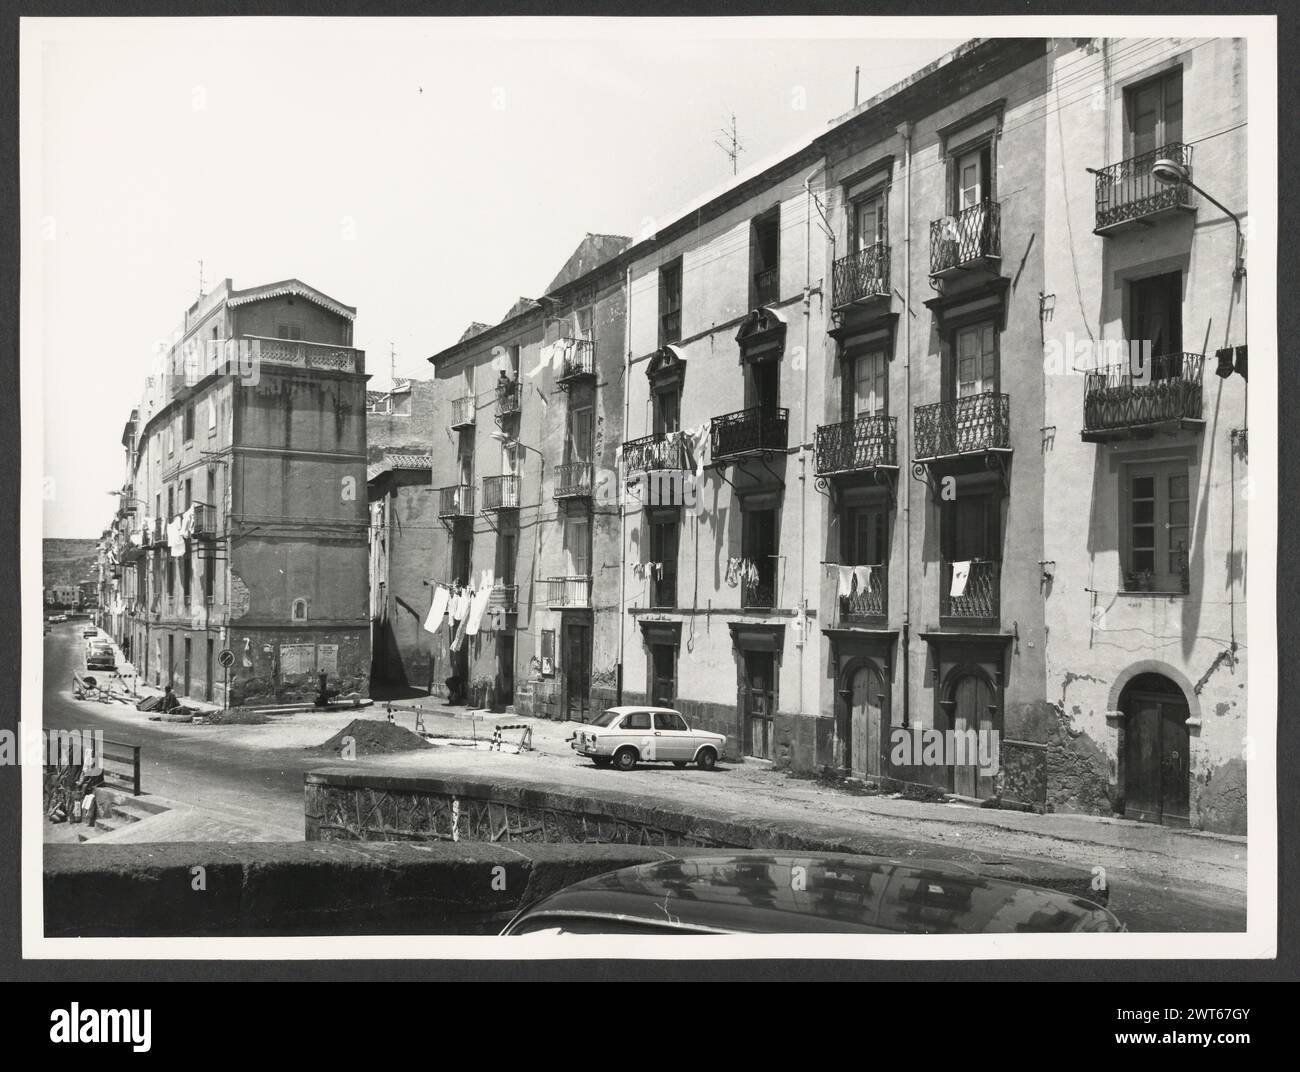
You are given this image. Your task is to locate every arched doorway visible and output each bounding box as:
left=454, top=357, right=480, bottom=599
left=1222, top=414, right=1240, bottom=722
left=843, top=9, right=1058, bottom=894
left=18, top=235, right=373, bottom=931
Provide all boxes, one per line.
left=1121, top=673, right=1190, bottom=826
left=840, top=663, right=884, bottom=777
left=943, top=671, right=997, bottom=798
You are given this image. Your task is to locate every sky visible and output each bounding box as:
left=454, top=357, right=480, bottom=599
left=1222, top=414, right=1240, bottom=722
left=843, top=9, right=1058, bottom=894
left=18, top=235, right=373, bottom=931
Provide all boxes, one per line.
left=30, top=18, right=960, bottom=538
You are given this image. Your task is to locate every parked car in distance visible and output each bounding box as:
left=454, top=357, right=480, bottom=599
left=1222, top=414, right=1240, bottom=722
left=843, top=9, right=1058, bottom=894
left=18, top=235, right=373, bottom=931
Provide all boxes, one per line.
left=85, top=642, right=116, bottom=672
left=501, top=852, right=1123, bottom=935
left=82, top=626, right=99, bottom=639
left=573, top=706, right=727, bottom=771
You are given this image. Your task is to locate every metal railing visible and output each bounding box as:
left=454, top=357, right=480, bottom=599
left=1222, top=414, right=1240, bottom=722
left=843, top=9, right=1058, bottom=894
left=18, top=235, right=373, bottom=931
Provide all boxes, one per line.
left=913, top=392, right=1010, bottom=459
left=837, top=564, right=887, bottom=622
left=496, top=378, right=521, bottom=415
left=450, top=396, right=475, bottom=427
left=544, top=576, right=591, bottom=608
left=710, top=406, right=789, bottom=460
left=649, top=571, right=677, bottom=609
left=930, top=200, right=1001, bottom=276
left=815, top=414, right=897, bottom=475
left=941, top=559, right=999, bottom=621
left=1083, top=352, right=1204, bottom=434
left=1094, top=142, right=1194, bottom=231
left=742, top=564, right=778, bottom=610
left=660, top=309, right=682, bottom=345
left=623, top=430, right=690, bottom=475
left=554, top=461, right=594, bottom=499
left=488, top=584, right=519, bottom=613
left=554, top=338, right=595, bottom=381
left=753, top=266, right=780, bottom=307
left=437, top=484, right=475, bottom=517
left=191, top=502, right=217, bottom=538
left=832, top=243, right=891, bottom=307
left=482, top=475, right=520, bottom=511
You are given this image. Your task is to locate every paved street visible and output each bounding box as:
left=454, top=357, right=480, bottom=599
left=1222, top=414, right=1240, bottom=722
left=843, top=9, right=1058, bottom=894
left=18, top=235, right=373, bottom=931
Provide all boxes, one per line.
left=43, top=622, right=1248, bottom=931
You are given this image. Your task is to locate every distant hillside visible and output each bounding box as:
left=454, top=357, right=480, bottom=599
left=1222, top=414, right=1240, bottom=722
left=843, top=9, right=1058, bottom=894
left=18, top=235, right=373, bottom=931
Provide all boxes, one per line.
left=43, top=538, right=99, bottom=589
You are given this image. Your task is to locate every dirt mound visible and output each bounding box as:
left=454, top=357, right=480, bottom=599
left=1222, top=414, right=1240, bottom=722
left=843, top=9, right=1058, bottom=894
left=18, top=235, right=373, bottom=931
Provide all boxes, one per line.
left=310, top=718, right=433, bottom=757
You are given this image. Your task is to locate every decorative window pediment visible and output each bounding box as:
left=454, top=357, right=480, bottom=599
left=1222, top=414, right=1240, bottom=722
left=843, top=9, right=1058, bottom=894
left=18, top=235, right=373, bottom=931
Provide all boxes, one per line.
left=646, top=344, right=687, bottom=387
left=736, top=307, right=787, bottom=363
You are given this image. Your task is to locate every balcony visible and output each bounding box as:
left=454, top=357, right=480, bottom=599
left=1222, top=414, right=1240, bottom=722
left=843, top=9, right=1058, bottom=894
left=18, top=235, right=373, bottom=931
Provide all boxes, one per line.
left=623, top=430, right=690, bottom=477
left=544, top=576, right=591, bottom=609
left=753, top=266, right=780, bottom=307
left=815, top=414, right=897, bottom=480
left=1094, top=142, right=1195, bottom=235
left=940, top=559, right=1000, bottom=624
left=554, top=461, right=594, bottom=500
left=496, top=378, right=521, bottom=417
left=149, top=517, right=166, bottom=547
left=930, top=201, right=1001, bottom=280
left=660, top=309, right=682, bottom=346
left=191, top=502, right=217, bottom=539
left=246, top=336, right=362, bottom=375
left=913, top=393, right=1011, bottom=463
left=487, top=584, right=519, bottom=614
left=1082, top=352, right=1205, bottom=442
left=482, top=474, right=520, bottom=512
left=832, top=243, right=891, bottom=309
left=554, top=338, right=595, bottom=385
left=710, top=406, right=789, bottom=462
left=835, top=564, right=887, bottom=624
left=437, top=484, right=475, bottom=519
left=741, top=564, right=778, bottom=611
left=450, top=396, right=475, bottom=429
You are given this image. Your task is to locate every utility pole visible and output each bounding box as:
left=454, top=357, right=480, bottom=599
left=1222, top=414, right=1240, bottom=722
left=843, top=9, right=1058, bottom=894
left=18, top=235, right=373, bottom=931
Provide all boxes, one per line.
left=389, top=341, right=397, bottom=393
left=197, top=259, right=206, bottom=299
left=714, top=112, right=744, bottom=176
left=854, top=66, right=861, bottom=107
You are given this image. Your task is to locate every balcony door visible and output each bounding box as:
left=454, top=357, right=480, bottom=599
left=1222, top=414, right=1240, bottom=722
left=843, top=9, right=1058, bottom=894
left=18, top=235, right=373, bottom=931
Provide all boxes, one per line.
left=563, top=510, right=590, bottom=579
left=848, top=349, right=887, bottom=420
left=653, top=385, right=680, bottom=436
left=849, top=190, right=887, bottom=254
left=942, top=492, right=1000, bottom=564
left=566, top=405, right=593, bottom=465
left=954, top=322, right=998, bottom=398
left=1125, top=69, right=1182, bottom=158
left=742, top=508, right=778, bottom=608
left=953, top=143, right=991, bottom=213
left=1129, top=271, right=1182, bottom=370
left=749, top=358, right=779, bottom=413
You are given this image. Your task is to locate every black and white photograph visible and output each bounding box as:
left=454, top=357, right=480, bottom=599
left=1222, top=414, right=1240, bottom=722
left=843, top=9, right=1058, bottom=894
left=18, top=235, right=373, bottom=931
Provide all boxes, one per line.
left=13, top=11, right=1282, bottom=977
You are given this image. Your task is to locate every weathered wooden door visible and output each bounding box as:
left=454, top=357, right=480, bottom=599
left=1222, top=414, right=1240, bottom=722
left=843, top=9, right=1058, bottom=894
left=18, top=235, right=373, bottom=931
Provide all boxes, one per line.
left=952, top=674, right=994, bottom=798
left=849, top=665, right=883, bottom=777
left=564, top=623, right=591, bottom=722
left=742, top=651, right=775, bottom=760
left=1125, top=689, right=1190, bottom=825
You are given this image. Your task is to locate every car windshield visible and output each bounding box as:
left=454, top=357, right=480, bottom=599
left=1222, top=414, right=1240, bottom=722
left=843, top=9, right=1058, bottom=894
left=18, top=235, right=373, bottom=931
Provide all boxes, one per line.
left=590, top=710, right=622, bottom=728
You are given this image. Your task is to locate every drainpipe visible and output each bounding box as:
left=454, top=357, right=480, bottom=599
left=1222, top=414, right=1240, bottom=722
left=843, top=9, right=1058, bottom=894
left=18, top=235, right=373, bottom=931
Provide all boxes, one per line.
left=618, top=262, right=632, bottom=703
left=802, top=163, right=824, bottom=725
left=897, top=121, right=913, bottom=728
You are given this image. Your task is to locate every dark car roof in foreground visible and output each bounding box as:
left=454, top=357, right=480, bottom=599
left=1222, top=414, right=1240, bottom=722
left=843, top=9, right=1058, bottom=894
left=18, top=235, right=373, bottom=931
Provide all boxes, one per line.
left=503, top=853, right=1120, bottom=935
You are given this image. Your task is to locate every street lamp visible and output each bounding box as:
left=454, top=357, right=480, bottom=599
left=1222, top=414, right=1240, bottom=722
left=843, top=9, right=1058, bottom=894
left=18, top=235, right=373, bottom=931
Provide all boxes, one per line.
left=1151, top=157, right=1246, bottom=281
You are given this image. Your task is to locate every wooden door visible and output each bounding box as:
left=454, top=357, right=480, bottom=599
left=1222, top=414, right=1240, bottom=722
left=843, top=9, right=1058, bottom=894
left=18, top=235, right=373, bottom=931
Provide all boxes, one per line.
left=1125, top=690, right=1190, bottom=824
left=951, top=674, right=994, bottom=798
left=650, top=644, right=675, bottom=708
left=848, top=665, right=883, bottom=777
left=564, top=624, right=591, bottom=722
left=742, top=652, right=775, bottom=760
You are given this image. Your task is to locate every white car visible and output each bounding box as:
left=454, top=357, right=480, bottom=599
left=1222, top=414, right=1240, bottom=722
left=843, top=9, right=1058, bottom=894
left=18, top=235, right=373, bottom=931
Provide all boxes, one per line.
left=573, top=706, right=726, bottom=772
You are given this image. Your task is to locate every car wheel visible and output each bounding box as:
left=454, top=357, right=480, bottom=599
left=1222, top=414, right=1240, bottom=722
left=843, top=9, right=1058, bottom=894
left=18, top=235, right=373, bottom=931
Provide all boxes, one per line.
left=592, top=756, right=612, bottom=768
left=614, top=747, right=638, bottom=772
left=696, top=748, right=718, bottom=772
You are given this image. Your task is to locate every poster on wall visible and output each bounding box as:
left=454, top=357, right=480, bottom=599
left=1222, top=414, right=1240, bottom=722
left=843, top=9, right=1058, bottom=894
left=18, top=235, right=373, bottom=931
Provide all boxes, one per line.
left=280, top=644, right=315, bottom=676
left=317, top=644, right=338, bottom=676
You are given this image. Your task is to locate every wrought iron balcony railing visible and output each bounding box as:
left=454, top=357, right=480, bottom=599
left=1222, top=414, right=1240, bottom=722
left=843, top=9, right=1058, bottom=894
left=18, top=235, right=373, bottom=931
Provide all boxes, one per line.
left=815, top=414, right=897, bottom=476
left=753, top=266, right=780, bottom=307
left=832, top=243, right=891, bottom=308
left=191, top=502, right=217, bottom=538
left=742, top=564, right=778, bottom=610
left=930, top=200, right=1001, bottom=277
left=1082, top=352, right=1205, bottom=440
left=450, top=396, right=475, bottom=428
left=554, top=461, right=594, bottom=499
left=437, top=483, right=475, bottom=518
left=710, top=406, right=789, bottom=461
left=482, top=474, right=520, bottom=511
left=837, top=563, right=887, bottom=623
left=941, top=558, right=1000, bottom=622
left=554, top=338, right=595, bottom=382
left=544, top=576, right=591, bottom=609
left=647, top=569, right=677, bottom=610
left=623, top=430, right=690, bottom=476
left=496, top=378, right=521, bottom=416
left=660, top=309, right=682, bottom=346
left=913, top=393, right=1010, bottom=461
left=1094, top=142, right=1195, bottom=234
left=487, top=584, right=518, bottom=614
